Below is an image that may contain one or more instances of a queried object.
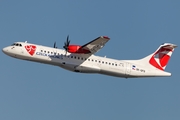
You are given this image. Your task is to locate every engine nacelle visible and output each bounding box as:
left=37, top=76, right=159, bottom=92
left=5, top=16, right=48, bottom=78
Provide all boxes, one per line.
left=67, top=45, right=90, bottom=54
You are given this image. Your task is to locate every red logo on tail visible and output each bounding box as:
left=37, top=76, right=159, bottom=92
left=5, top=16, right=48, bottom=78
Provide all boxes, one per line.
left=25, top=45, right=36, bottom=56
left=149, top=47, right=172, bottom=70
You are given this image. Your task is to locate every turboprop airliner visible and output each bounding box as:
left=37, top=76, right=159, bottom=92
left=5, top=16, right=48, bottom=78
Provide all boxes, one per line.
left=2, top=36, right=177, bottom=78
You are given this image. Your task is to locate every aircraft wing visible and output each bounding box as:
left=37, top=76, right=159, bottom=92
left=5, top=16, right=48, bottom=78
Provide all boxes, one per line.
left=81, top=36, right=110, bottom=54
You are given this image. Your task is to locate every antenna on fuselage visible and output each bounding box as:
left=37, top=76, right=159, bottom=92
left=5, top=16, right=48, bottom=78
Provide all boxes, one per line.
left=25, top=41, right=27, bottom=43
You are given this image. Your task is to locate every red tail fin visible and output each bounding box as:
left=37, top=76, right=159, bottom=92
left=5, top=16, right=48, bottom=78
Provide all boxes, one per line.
left=149, top=43, right=177, bottom=70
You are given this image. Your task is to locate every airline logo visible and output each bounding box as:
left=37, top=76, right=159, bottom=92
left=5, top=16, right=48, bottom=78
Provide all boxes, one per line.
left=149, top=47, right=173, bottom=70
left=25, top=45, right=36, bottom=56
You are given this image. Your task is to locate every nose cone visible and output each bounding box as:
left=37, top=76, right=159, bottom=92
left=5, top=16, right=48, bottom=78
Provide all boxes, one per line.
left=2, top=47, right=8, bottom=54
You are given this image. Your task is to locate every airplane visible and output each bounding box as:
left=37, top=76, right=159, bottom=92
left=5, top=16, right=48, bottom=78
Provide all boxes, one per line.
left=2, top=36, right=177, bottom=78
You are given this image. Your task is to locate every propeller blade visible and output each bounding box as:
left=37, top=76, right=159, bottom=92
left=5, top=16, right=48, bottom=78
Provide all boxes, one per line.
left=65, top=50, right=67, bottom=55
left=63, top=35, right=71, bottom=55
left=67, top=35, right=69, bottom=42
left=63, top=42, right=67, bottom=50
left=67, top=35, right=70, bottom=46
left=54, top=42, right=56, bottom=48
left=63, top=35, right=70, bottom=52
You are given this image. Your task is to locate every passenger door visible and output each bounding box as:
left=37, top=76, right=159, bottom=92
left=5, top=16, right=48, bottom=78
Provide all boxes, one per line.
left=125, top=62, right=131, bottom=76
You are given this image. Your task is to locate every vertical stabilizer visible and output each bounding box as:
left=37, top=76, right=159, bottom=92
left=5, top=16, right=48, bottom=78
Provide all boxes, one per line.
left=139, top=43, right=177, bottom=71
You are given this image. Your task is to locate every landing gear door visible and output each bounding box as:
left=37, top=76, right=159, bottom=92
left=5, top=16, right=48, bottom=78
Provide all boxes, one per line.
left=126, top=62, right=131, bottom=76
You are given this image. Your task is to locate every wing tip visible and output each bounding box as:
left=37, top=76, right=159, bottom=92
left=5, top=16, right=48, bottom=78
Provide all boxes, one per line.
left=102, top=36, right=110, bottom=40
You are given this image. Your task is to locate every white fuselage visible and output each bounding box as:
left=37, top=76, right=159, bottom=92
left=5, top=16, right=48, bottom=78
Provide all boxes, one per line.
left=2, top=42, right=171, bottom=78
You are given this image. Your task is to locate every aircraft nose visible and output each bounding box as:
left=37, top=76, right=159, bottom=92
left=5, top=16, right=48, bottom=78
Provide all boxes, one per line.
left=2, top=47, right=8, bottom=54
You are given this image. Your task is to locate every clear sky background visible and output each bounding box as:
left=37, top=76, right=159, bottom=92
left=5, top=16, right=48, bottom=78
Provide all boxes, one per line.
left=0, top=0, right=180, bottom=120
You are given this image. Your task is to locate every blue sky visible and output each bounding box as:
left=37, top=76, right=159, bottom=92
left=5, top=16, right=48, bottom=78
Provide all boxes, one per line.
left=0, top=0, right=180, bottom=120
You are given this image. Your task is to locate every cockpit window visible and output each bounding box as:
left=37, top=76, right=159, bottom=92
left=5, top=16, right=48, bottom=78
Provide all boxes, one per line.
left=11, top=43, right=22, bottom=47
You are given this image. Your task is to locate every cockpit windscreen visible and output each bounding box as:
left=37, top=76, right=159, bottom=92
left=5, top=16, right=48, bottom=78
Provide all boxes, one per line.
left=11, top=43, right=22, bottom=47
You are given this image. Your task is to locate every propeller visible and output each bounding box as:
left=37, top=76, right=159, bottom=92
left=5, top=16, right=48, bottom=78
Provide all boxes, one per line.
left=63, top=35, right=70, bottom=53
left=53, top=42, right=57, bottom=48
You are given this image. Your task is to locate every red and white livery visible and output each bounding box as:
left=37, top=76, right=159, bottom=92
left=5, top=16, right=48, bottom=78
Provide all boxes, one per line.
left=2, top=36, right=177, bottom=78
